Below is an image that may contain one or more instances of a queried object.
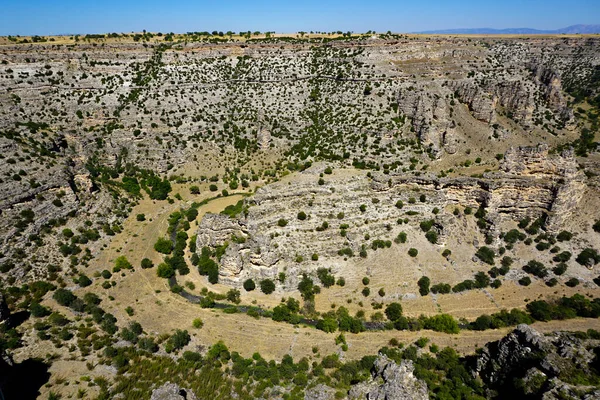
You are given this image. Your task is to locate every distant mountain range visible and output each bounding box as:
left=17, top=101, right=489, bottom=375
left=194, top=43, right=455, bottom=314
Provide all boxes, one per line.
left=416, top=24, right=600, bottom=34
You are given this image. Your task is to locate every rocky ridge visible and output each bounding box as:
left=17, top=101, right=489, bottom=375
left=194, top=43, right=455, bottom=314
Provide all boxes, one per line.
left=196, top=145, right=589, bottom=288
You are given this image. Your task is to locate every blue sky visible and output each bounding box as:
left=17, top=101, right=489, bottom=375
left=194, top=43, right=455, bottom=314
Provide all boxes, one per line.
left=1, top=0, right=599, bottom=36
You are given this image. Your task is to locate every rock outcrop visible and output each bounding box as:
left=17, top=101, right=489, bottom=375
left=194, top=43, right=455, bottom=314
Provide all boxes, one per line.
left=348, top=355, right=428, bottom=400
left=150, top=382, right=198, bottom=400
left=197, top=145, right=586, bottom=288
left=473, top=324, right=600, bottom=399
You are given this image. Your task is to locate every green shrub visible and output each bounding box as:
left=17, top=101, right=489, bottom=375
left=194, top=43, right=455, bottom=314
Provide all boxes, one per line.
left=260, top=279, right=275, bottom=294
left=385, top=303, right=403, bottom=321
left=556, top=231, right=573, bottom=241
left=565, top=278, right=580, bottom=287
left=53, top=288, right=75, bottom=307
left=277, top=219, right=288, bottom=227
left=430, top=283, right=451, bottom=294
left=154, top=237, right=172, bottom=254
left=408, top=248, right=418, bottom=257
left=417, top=276, right=430, bottom=296
left=420, top=220, right=434, bottom=232
left=157, top=263, right=174, bottom=278
left=317, top=268, right=335, bottom=288
left=475, top=247, right=495, bottom=265
left=576, top=248, right=600, bottom=267
left=424, top=314, right=459, bottom=334
left=523, top=260, right=548, bottom=278
left=141, top=258, right=154, bottom=269
left=77, top=274, right=92, bottom=287
left=425, top=231, right=438, bottom=244
left=243, top=279, right=256, bottom=291
left=518, top=276, right=532, bottom=286
left=394, top=232, right=407, bottom=244
left=553, top=263, right=568, bottom=275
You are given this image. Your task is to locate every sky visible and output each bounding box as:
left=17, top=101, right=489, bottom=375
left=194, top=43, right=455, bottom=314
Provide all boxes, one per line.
left=1, top=0, right=599, bottom=36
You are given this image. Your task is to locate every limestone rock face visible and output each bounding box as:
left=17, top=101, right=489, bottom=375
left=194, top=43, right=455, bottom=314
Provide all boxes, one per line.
left=474, top=325, right=600, bottom=399
left=304, top=384, right=336, bottom=400
left=348, top=355, right=428, bottom=400
left=396, top=85, right=454, bottom=156
left=150, top=382, right=198, bottom=400
left=196, top=145, right=585, bottom=288
left=450, top=81, right=497, bottom=123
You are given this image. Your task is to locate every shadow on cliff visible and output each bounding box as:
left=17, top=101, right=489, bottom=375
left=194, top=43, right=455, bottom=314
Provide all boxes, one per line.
left=1, top=358, right=50, bottom=400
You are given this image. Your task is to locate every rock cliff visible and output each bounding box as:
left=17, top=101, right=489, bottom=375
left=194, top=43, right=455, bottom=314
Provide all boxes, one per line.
left=348, top=355, right=428, bottom=400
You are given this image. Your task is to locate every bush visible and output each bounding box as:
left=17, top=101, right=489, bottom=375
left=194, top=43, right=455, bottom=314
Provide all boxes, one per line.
left=523, top=260, right=548, bottom=278
left=417, top=276, right=430, bottom=296
left=425, top=231, right=438, bottom=244
left=167, top=329, right=191, bottom=352
left=556, top=231, right=573, bottom=241
left=154, top=237, right=173, bottom=254
left=243, top=279, right=256, bottom=291
left=553, top=263, right=568, bottom=275
left=114, top=255, right=132, bottom=271
left=474, top=271, right=490, bottom=288
left=157, top=263, right=175, bottom=278
left=193, top=318, right=204, bottom=328
left=430, top=283, right=451, bottom=294
left=474, top=246, right=494, bottom=265
left=136, top=213, right=146, bottom=221
left=53, top=288, right=75, bottom=307
left=394, top=232, right=407, bottom=244
left=594, top=220, right=600, bottom=233
left=141, top=258, right=154, bottom=269
left=565, top=278, right=580, bottom=287
left=317, top=268, right=335, bottom=288
left=424, top=314, right=459, bottom=334
left=385, top=303, right=403, bottom=321
left=420, top=220, right=434, bottom=232
left=209, top=184, right=218, bottom=192
left=30, top=302, right=51, bottom=318
left=362, top=287, right=371, bottom=297
left=362, top=277, right=370, bottom=285
left=576, top=248, right=600, bottom=267
left=260, top=279, right=275, bottom=294
left=190, top=185, right=200, bottom=194
left=297, top=211, right=307, bottom=220
left=504, top=229, right=526, bottom=244
left=518, top=276, right=532, bottom=286
left=553, top=251, right=572, bottom=263
left=277, top=219, right=288, bottom=227
left=78, top=274, right=92, bottom=287
left=408, top=248, right=418, bottom=257
left=226, top=289, right=241, bottom=304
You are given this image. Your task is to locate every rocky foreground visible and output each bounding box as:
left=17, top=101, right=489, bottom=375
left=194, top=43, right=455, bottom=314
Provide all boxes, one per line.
left=150, top=324, right=600, bottom=400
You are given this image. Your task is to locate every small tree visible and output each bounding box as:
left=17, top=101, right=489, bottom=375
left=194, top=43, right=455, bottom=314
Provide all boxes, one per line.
left=385, top=303, right=403, bottom=321
left=141, top=258, right=154, bottom=269
left=417, top=276, right=430, bottom=296
left=78, top=274, right=92, bottom=287
left=115, top=256, right=132, bottom=270
left=243, top=279, right=256, bottom=291
left=157, top=263, right=175, bottom=278
left=154, top=237, right=173, bottom=254
left=260, top=279, right=275, bottom=294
